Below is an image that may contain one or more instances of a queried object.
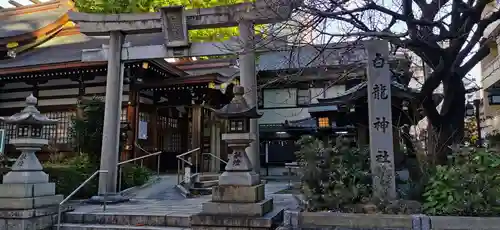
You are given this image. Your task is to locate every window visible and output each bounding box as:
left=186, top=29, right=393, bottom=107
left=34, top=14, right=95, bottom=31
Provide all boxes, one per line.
left=318, top=117, right=330, bottom=128
left=229, top=120, right=244, bottom=132
left=157, top=115, right=181, bottom=152
left=43, top=111, right=75, bottom=144
left=297, top=89, right=310, bottom=106
left=0, top=122, right=14, bottom=144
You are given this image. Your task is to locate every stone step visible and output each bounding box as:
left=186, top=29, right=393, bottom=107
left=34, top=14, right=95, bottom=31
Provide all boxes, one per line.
left=55, top=223, right=190, bottom=230
left=194, top=179, right=218, bottom=188
left=63, top=212, right=191, bottom=227
left=195, top=173, right=220, bottom=182
left=189, top=187, right=212, bottom=196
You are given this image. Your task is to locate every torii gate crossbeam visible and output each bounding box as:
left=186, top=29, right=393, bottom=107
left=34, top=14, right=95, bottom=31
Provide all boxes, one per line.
left=69, top=0, right=296, bottom=203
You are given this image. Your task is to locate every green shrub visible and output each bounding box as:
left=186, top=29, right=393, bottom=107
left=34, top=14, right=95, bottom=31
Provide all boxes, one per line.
left=295, top=135, right=371, bottom=211
left=120, top=164, right=153, bottom=190
left=45, top=165, right=97, bottom=199
left=44, top=153, right=97, bottom=199
left=42, top=153, right=153, bottom=199
left=423, top=147, right=500, bottom=216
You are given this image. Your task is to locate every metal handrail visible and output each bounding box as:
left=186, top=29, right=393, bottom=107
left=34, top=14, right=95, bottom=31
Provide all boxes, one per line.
left=118, top=151, right=162, bottom=166
left=202, top=152, right=228, bottom=164
left=57, top=170, right=108, bottom=230
left=176, top=148, right=200, bottom=158
left=117, top=144, right=162, bottom=192
left=176, top=148, right=200, bottom=184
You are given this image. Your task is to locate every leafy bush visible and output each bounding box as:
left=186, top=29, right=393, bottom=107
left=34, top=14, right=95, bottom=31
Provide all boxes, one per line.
left=43, top=153, right=152, bottom=199
left=423, top=147, right=500, bottom=216
left=45, top=165, right=97, bottom=199
left=120, top=164, right=153, bottom=190
left=295, top=135, right=371, bottom=211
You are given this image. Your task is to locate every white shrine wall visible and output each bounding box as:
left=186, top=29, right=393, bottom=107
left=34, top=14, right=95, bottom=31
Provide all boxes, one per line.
left=259, top=84, right=346, bottom=124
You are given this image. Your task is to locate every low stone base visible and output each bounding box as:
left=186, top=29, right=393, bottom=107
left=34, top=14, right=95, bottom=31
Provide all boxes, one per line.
left=87, top=193, right=129, bottom=204
left=0, top=214, right=55, bottom=230
left=212, top=184, right=265, bottom=203
left=0, top=183, right=56, bottom=198
left=0, top=195, right=63, bottom=210
left=0, top=205, right=73, bottom=230
left=202, top=198, right=273, bottom=217
left=3, top=170, right=49, bottom=184
left=219, top=171, right=260, bottom=186
left=191, top=206, right=284, bottom=230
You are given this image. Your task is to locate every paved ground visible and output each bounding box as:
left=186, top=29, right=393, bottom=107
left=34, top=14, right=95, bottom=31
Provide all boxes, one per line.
left=69, top=174, right=298, bottom=214
left=131, top=175, right=185, bottom=200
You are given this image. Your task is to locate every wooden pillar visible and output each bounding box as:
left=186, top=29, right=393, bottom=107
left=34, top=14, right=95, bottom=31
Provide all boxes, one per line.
left=124, top=82, right=139, bottom=161
left=210, top=114, right=222, bottom=173
left=180, top=110, right=189, bottom=152
left=151, top=105, right=159, bottom=152
left=191, top=105, right=202, bottom=172
left=76, top=76, right=85, bottom=119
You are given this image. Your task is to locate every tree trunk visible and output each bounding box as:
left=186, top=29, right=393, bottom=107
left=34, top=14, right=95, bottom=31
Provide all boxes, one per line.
left=427, top=74, right=466, bottom=165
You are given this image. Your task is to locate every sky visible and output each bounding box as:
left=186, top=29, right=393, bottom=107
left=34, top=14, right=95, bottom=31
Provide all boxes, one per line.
left=0, top=0, right=483, bottom=90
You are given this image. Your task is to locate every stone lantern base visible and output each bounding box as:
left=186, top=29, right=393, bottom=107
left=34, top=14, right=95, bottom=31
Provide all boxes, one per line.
left=191, top=181, right=284, bottom=230
left=0, top=151, right=66, bottom=229
left=0, top=180, right=67, bottom=230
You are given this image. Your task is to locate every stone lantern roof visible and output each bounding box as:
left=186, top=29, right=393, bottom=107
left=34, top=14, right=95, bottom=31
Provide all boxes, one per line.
left=215, top=86, right=262, bottom=119
left=0, top=94, right=58, bottom=125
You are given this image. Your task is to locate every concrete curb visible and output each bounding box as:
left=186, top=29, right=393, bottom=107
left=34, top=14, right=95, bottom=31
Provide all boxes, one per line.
left=282, top=210, right=500, bottom=230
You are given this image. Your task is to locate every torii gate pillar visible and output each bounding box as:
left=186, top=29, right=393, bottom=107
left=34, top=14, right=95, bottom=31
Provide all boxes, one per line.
left=90, top=31, right=127, bottom=203
left=239, top=21, right=260, bottom=173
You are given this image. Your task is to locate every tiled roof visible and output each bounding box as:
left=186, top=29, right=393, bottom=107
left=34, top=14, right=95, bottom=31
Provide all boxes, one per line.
left=0, top=32, right=165, bottom=69
left=0, top=4, right=69, bottom=38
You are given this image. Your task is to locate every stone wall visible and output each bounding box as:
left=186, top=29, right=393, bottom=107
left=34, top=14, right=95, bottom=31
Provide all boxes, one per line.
left=281, top=210, right=500, bottom=230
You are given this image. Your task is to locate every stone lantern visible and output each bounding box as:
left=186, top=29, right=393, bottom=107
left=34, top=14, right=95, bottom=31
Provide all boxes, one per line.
left=0, top=94, right=63, bottom=230
left=2, top=94, right=58, bottom=184
left=213, top=85, right=262, bottom=185
left=192, top=86, right=280, bottom=230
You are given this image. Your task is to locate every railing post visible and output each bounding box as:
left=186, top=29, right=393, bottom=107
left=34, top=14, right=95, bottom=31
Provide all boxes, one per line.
left=157, top=154, right=161, bottom=176
left=103, top=170, right=108, bottom=212
left=117, top=167, right=122, bottom=192
left=195, top=152, right=199, bottom=173
left=177, top=160, right=181, bottom=184
left=57, top=204, right=62, bottom=230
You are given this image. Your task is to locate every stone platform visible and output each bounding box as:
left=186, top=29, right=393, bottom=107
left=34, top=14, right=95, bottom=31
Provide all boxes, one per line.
left=191, top=206, right=284, bottom=230
left=54, top=182, right=297, bottom=229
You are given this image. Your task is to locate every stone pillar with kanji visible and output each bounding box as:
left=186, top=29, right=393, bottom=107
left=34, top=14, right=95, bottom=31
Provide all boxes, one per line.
left=366, top=40, right=397, bottom=201
left=191, top=86, right=282, bottom=230
left=0, top=94, right=66, bottom=230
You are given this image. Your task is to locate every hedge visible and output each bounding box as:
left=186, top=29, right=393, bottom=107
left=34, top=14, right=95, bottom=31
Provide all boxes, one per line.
left=0, top=163, right=152, bottom=199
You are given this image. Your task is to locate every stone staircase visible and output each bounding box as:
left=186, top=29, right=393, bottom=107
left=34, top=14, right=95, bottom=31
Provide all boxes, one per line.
left=176, top=172, right=221, bottom=197
left=54, top=212, right=192, bottom=230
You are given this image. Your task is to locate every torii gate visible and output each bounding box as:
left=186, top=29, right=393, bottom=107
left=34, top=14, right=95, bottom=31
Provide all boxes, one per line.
left=69, top=0, right=296, bottom=202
